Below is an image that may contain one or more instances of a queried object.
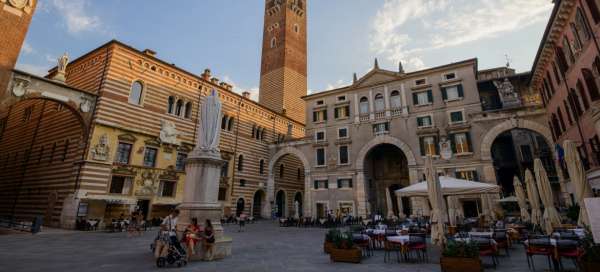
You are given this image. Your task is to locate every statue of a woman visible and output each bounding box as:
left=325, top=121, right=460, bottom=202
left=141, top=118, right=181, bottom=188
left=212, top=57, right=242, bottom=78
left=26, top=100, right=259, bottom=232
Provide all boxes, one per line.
left=194, top=89, right=222, bottom=157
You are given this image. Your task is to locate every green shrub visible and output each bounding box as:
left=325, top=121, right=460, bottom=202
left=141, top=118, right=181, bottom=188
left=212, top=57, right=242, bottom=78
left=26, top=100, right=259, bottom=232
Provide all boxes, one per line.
left=443, top=240, right=479, bottom=258
left=325, top=229, right=340, bottom=243
left=581, top=227, right=600, bottom=262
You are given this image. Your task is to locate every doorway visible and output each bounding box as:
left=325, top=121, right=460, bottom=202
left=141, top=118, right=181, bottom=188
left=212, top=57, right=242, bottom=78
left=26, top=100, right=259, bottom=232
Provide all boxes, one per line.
left=462, top=200, right=478, bottom=218
left=316, top=203, right=327, bottom=219
left=236, top=198, right=245, bottom=216
left=137, top=199, right=150, bottom=219
left=253, top=190, right=265, bottom=218
left=276, top=190, right=286, bottom=218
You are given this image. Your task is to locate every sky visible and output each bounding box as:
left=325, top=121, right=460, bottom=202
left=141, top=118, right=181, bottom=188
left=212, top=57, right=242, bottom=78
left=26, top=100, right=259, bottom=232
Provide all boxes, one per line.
left=17, top=0, right=555, bottom=101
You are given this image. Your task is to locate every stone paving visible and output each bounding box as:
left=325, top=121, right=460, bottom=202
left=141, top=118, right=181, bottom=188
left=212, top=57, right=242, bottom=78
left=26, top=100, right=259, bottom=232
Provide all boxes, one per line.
left=0, top=221, right=576, bottom=272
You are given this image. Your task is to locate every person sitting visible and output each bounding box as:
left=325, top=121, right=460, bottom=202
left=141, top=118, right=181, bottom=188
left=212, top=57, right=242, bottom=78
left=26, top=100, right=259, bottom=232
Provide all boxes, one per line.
left=202, top=219, right=216, bottom=261
left=183, top=218, right=202, bottom=259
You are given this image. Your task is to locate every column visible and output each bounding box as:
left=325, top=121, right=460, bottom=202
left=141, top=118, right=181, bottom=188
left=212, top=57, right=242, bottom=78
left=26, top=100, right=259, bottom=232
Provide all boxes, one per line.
left=384, top=85, right=391, bottom=117
left=303, top=173, right=312, bottom=217
left=355, top=171, right=368, bottom=218
left=368, top=90, right=374, bottom=120
left=354, top=93, right=360, bottom=124
left=400, top=83, right=409, bottom=116
left=264, top=173, right=275, bottom=218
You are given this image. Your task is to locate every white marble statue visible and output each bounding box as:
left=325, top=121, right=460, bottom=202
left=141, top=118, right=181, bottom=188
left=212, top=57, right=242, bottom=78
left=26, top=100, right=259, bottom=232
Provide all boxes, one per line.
left=194, top=89, right=222, bottom=156
left=57, top=53, right=69, bottom=74
left=294, top=200, right=300, bottom=219
left=159, top=120, right=181, bottom=145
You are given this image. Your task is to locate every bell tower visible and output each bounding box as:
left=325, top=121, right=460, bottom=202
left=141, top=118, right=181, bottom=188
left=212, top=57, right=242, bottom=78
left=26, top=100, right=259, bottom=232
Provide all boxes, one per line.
left=259, top=0, right=307, bottom=124
left=0, top=0, right=37, bottom=99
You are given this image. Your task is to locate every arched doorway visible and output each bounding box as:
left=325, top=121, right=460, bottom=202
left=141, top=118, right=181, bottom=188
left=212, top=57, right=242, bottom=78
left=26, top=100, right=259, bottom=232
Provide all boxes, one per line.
left=235, top=198, right=245, bottom=216
left=252, top=190, right=266, bottom=218
left=363, top=143, right=410, bottom=216
left=275, top=190, right=286, bottom=218
left=491, top=128, right=557, bottom=196
left=294, top=192, right=302, bottom=217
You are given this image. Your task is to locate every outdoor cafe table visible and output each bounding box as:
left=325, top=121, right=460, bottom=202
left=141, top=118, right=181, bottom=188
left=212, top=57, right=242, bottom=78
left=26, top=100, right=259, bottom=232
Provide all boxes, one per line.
left=468, top=231, right=493, bottom=237
left=524, top=238, right=579, bottom=261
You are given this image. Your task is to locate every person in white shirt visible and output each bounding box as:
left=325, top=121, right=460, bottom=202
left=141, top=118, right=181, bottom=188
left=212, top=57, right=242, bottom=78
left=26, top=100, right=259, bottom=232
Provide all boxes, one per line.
left=155, top=209, right=185, bottom=258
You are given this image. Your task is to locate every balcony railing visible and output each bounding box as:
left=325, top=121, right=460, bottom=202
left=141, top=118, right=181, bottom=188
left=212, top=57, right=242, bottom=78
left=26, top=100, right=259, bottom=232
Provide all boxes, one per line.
left=391, top=107, right=402, bottom=117
left=359, top=114, right=369, bottom=122
left=374, top=111, right=386, bottom=120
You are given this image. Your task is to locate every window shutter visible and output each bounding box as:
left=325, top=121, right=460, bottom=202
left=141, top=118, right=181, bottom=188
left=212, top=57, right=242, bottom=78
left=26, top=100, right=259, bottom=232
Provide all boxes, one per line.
left=334, top=108, right=339, bottom=119
left=441, top=87, right=448, bottom=100
left=449, top=134, right=457, bottom=153
left=323, top=110, right=328, bottom=120
left=337, top=179, right=341, bottom=188
left=434, top=136, right=440, bottom=155
left=314, top=180, right=318, bottom=189
left=313, top=111, right=317, bottom=122
left=466, top=132, right=473, bottom=152
left=325, top=181, right=329, bottom=189
left=473, top=171, right=479, bottom=181
left=349, top=179, right=353, bottom=188
left=419, top=137, right=425, bottom=156
left=427, top=90, right=433, bottom=103
left=413, top=93, right=419, bottom=105
left=417, top=117, right=423, bottom=127
left=457, top=84, right=464, bottom=98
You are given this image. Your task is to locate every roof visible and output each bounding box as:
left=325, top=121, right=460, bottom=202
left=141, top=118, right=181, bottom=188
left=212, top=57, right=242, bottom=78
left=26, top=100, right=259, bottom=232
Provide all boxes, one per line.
left=528, top=0, right=562, bottom=85
left=12, top=69, right=97, bottom=96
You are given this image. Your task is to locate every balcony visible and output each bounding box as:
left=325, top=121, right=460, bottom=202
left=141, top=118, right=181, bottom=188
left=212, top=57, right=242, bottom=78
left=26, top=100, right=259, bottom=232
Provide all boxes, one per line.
left=374, top=111, right=386, bottom=120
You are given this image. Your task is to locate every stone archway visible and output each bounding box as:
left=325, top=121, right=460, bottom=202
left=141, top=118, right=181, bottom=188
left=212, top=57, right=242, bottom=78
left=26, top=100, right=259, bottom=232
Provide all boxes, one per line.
left=267, top=146, right=310, bottom=217
left=480, top=119, right=553, bottom=161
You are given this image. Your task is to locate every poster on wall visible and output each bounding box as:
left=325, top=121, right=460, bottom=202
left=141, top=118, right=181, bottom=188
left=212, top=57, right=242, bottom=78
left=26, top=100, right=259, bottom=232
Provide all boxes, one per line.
left=77, top=202, right=89, bottom=217
left=584, top=198, right=600, bottom=243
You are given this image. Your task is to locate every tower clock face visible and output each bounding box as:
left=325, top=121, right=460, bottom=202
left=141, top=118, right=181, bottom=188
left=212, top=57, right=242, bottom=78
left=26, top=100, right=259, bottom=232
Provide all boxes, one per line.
left=8, top=0, right=29, bottom=9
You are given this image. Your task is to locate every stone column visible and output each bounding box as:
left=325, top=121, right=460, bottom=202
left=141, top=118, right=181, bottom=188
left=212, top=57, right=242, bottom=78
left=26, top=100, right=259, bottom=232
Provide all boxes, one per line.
left=354, top=93, right=360, bottom=124
left=368, top=90, right=374, bottom=120
left=384, top=85, right=391, bottom=117
left=303, top=173, right=312, bottom=217
left=400, top=84, right=409, bottom=116
left=355, top=171, right=368, bottom=218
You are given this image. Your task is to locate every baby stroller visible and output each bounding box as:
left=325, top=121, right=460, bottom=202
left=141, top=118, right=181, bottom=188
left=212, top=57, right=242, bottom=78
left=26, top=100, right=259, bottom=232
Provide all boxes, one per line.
left=150, top=231, right=188, bottom=268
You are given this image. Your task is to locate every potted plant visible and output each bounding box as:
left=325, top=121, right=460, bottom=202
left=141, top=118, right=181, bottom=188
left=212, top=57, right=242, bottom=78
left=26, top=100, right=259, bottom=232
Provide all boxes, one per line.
left=329, top=231, right=362, bottom=263
left=579, top=227, right=600, bottom=272
left=324, top=229, right=340, bottom=254
left=440, top=240, right=482, bottom=272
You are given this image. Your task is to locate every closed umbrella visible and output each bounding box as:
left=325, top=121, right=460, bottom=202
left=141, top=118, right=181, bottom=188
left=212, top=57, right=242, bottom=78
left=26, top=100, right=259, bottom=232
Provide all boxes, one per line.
left=425, top=156, right=445, bottom=246
left=534, top=159, right=562, bottom=234
left=513, top=176, right=531, bottom=222
left=454, top=197, right=464, bottom=222
left=525, top=169, right=542, bottom=227
left=447, top=196, right=457, bottom=226
left=481, top=194, right=496, bottom=222
left=564, top=140, right=593, bottom=226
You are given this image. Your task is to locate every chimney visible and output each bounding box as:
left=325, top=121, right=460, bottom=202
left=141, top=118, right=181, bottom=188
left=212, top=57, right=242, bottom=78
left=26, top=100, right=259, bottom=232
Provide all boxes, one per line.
left=143, top=49, right=156, bottom=57
left=242, top=91, right=251, bottom=99
left=201, top=69, right=211, bottom=80
left=211, top=77, right=219, bottom=85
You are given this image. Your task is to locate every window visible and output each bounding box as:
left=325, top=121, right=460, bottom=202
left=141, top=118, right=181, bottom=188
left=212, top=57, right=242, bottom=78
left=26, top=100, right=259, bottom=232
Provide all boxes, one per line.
left=552, top=63, right=562, bottom=84
left=237, top=155, right=244, bottom=171
left=416, top=115, right=433, bottom=128
left=129, top=81, right=144, bottom=105
left=583, top=68, right=600, bottom=101
left=143, top=147, right=158, bottom=167
left=293, top=24, right=300, bottom=33
left=575, top=9, right=592, bottom=43
left=315, top=130, right=326, bottom=142
left=373, top=122, right=389, bottom=134
left=259, top=159, right=265, bottom=175
left=314, top=179, right=328, bottom=189
left=420, top=136, right=438, bottom=156
left=270, top=37, right=277, bottom=48
left=184, top=102, right=192, bottom=119
left=412, top=90, right=433, bottom=106
left=176, top=153, right=187, bottom=171
left=456, top=170, right=478, bottom=181
left=453, top=133, right=471, bottom=154
left=338, top=127, right=348, bottom=139
left=443, top=72, right=456, bottom=80
left=22, top=106, right=33, bottom=122
left=334, top=105, right=350, bottom=119
left=279, top=164, right=285, bottom=178
left=239, top=179, right=246, bottom=187
left=585, top=0, right=600, bottom=23
left=359, top=97, right=369, bottom=115
left=115, top=143, right=133, bottom=164
left=227, top=117, right=235, bottom=131
left=337, top=179, right=353, bottom=189
left=442, top=85, right=464, bottom=101
left=563, top=37, right=575, bottom=64
left=297, top=168, right=302, bottom=181
left=576, top=80, right=590, bottom=110
left=374, top=93, right=385, bottom=112
left=312, top=109, right=327, bottom=122
left=316, top=100, right=324, bottom=105
left=167, top=96, right=175, bottom=114
left=175, top=99, right=183, bottom=116
left=571, top=23, right=583, bottom=51
left=415, top=78, right=427, bottom=86
left=218, top=188, right=227, bottom=201
left=449, top=111, right=464, bottom=124
left=337, top=95, right=346, bottom=102
left=563, top=100, right=574, bottom=125
left=221, top=116, right=228, bottom=130
left=390, top=91, right=401, bottom=109
left=159, top=181, right=176, bottom=197
left=556, top=50, right=569, bottom=75
left=109, top=176, right=132, bottom=195
left=339, top=146, right=349, bottom=165
left=316, top=148, right=326, bottom=166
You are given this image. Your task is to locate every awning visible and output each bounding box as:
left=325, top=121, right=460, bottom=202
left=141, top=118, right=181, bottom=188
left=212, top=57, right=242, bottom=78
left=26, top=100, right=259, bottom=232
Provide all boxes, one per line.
left=82, top=194, right=137, bottom=205
left=395, top=176, right=500, bottom=197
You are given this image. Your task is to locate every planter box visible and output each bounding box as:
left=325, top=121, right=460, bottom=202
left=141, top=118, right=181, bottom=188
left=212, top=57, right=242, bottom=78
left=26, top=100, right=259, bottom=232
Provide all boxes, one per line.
left=440, top=256, right=482, bottom=272
left=579, top=261, right=600, bottom=272
left=330, top=247, right=362, bottom=263
left=324, top=241, right=334, bottom=254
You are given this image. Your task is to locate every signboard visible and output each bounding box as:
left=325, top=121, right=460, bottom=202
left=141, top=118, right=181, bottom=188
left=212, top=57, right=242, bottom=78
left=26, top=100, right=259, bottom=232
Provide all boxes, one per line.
left=584, top=197, right=600, bottom=243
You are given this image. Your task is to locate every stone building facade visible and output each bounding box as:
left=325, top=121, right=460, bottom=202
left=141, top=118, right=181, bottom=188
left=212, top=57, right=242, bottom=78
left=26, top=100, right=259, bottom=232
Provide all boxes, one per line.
left=530, top=0, right=600, bottom=191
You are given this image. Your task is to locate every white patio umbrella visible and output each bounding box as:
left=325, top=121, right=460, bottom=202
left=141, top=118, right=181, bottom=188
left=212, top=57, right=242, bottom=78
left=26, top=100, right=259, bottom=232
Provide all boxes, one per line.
left=481, top=193, right=496, bottom=222
left=447, top=195, right=463, bottom=226
left=513, top=176, right=531, bottom=222
left=534, top=159, right=562, bottom=234
left=564, top=140, right=593, bottom=226
left=425, top=156, right=445, bottom=246
left=525, top=169, right=542, bottom=227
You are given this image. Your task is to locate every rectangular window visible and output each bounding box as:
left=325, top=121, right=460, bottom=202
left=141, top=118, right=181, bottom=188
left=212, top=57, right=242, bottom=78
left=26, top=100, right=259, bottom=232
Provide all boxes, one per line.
left=339, top=146, right=349, bottom=165
left=416, top=116, right=433, bottom=128
left=373, top=122, right=390, bottom=134
left=443, top=73, right=456, bottom=80
left=413, top=90, right=433, bottom=106
left=316, top=100, right=324, bottom=105
left=420, top=136, right=437, bottom=156
left=315, top=131, right=326, bottom=142
left=415, top=78, right=427, bottom=86
left=316, top=148, right=326, bottom=166
left=143, top=147, right=158, bottom=167
left=456, top=170, right=478, bottom=181
left=159, top=181, right=176, bottom=197
left=312, top=109, right=327, bottom=122
left=337, top=95, right=346, bottom=102
left=442, top=85, right=464, bottom=101
left=449, top=111, right=464, bottom=124
left=334, top=105, right=350, bottom=119
left=454, top=133, right=470, bottom=154
left=338, top=127, right=348, bottom=139
left=115, top=143, right=133, bottom=164
left=175, top=152, right=187, bottom=171
left=218, top=187, right=227, bottom=201
left=337, top=179, right=353, bottom=189
left=314, top=180, right=329, bottom=189
left=109, top=176, right=132, bottom=195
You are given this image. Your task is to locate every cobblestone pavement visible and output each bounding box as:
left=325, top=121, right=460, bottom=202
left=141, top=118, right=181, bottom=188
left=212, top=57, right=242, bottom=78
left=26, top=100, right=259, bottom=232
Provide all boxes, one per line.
left=0, top=221, right=575, bottom=272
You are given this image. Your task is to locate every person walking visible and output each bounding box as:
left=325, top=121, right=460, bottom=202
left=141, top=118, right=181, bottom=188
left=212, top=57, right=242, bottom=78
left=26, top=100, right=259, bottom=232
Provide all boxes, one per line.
left=202, top=219, right=215, bottom=261
left=238, top=212, right=247, bottom=232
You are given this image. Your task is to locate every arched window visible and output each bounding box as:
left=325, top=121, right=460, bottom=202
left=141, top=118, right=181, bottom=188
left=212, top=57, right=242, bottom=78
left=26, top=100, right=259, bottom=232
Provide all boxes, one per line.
left=221, top=115, right=228, bottom=130
left=279, top=164, right=285, bottom=178
left=576, top=80, right=590, bottom=110
left=167, top=96, right=175, bottom=114
left=583, top=68, right=600, bottom=101
left=374, top=93, right=385, bottom=112
left=390, top=91, right=401, bottom=109
left=175, top=100, right=183, bottom=116
left=237, top=155, right=244, bottom=171
left=259, top=159, right=264, bottom=175
left=293, top=24, right=300, bottom=33
left=270, top=37, right=277, bottom=48
left=359, top=97, right=369, bottom=115
left=228, top=117, right=235, bottom=131
left=184, top=102, right=192, bottom=118
left=128, top=80, right=144, bottom=105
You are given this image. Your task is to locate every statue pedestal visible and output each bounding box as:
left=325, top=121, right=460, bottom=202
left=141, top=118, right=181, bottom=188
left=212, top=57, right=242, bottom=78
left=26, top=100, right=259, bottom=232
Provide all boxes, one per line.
left=178, top=152, right=232, bottom=260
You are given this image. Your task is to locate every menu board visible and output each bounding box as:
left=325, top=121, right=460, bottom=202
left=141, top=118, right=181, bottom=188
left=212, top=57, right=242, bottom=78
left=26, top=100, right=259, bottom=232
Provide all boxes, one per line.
left=584, top=198, right=600, bottom=243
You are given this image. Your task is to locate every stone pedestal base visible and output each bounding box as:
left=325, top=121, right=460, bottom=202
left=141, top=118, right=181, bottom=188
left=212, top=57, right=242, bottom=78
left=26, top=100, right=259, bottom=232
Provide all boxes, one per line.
left=187, top=236, right=233, bottom=261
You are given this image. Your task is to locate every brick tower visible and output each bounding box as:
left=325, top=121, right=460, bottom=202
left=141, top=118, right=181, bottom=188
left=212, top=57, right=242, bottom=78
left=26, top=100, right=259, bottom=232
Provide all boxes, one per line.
left=259, top=0, right=307, bottom=124
left=0, top=0, right=36, bottom=99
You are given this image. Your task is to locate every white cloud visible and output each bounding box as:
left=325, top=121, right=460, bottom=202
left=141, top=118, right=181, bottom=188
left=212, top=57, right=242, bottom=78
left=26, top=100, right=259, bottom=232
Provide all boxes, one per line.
left=52, top=0, right=101, bottom=34
left=16, top=63, right=49, bottom=76
left=21, top=42, right=34, bottom=55
left=370, top=0, right=552, bottom=71
left=326, top=79, right=347, bottom=91
left=221, top=75, right=259, bottom=102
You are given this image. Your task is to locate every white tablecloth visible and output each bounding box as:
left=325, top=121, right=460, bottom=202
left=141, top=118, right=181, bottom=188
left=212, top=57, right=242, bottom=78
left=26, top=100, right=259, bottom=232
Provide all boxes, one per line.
left=468, top=231, right=493, bottom=237
left=387, top=235, right=410, bottom=245
left=455, top=237, right=497, bottom=245
left=524, top=239, right=557, bottom=246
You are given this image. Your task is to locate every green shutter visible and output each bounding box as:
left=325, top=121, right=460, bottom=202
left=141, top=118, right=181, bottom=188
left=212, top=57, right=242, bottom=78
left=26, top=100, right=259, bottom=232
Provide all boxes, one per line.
left=466, top=132, right=473, bottom=152
left=434, top=136, right=440, bottom=155
left=427, top=90, right=433, bottom=103
left=313, top=111, right=317, bottom=122
left=449, top=134, right=457, bottom=153
left=441, top=87, right=448, bottom=100
left=419, top=137, right=425, bottom=156
left=413, top=93, right=419, bottom=105
left=323, top=110, right=328, bottom=120
left=457, top=84, right=464, bottom=98
left=417, top=117, right=423, bottom=127
left=334, top=108, right=339, bottom=119
left=314, top=180, right=318, bottom=189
